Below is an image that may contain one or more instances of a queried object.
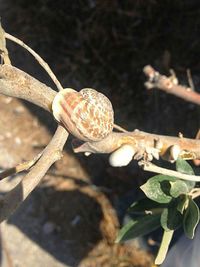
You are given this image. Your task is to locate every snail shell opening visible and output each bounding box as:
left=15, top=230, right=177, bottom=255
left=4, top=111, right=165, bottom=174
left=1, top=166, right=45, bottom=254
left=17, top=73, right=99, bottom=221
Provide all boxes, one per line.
left=52, top=88, right=114, bottom=142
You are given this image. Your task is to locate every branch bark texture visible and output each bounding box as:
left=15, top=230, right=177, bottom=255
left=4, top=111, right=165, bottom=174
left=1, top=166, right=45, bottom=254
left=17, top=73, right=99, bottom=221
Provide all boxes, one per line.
left=0, top=64, right=56, bottom=111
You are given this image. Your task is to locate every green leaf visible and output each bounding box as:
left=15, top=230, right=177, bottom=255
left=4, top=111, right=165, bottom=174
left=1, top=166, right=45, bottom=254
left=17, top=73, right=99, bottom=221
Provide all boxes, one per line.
left=170, top=180, right=189, bottom=198
left=176, top=158, right=195, bottom=190
left=183, top=198, right=200, bottom=239
left=160, top=201, right=182, bottom=231
left=116, top=214, right=161, bottom=242
left=176, top=158, right=194, bottom=175
left=155, top=230, right=174, bottom=265
left=129, top=198, right=166, bottom=215
left=140, top=175, right=176, bottom=203
left=177, top=195, right=189, bottom=214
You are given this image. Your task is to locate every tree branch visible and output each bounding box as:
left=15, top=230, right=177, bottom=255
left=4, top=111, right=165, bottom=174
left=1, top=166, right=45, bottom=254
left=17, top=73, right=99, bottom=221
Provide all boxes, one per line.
left=0, top=64, right=56, bottom=111
left=5, top=33, right=63, bottom=91
left=73, top=130, right=200, bottom=161
left=0, top=26, right=71, bottom=223
left=143, top=65, right=200, bottom=106
left=1, top=64, right=200, bottom=162
left=0, top=126, right=68, bottom=222
left=0, top=153, right=42, bottom=180
left=0, top=24, right=11, bottom=64
left=140, top=161, right=200, bottom=182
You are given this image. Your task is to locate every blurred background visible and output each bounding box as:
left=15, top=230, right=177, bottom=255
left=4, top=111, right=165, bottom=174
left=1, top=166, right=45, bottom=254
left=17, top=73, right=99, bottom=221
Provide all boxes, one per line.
left=0, top=0, right=200, bottom=266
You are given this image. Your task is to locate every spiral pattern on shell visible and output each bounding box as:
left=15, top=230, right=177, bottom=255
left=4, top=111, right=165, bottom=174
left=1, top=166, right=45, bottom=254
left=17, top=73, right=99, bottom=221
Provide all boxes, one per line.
left=52, top=88, right=114, bottom=142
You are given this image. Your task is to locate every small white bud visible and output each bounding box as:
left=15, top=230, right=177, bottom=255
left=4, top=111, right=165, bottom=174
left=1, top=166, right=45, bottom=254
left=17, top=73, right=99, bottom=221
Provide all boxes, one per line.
left=170, top=144, right=181, bottom=162
left=84, top=152, right=91, bottom=156
left=109, top=145, right=135, bottom=167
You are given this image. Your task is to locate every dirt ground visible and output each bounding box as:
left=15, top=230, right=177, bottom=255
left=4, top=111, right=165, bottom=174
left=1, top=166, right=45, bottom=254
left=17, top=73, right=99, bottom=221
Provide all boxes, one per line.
left=0, top=1, right=200, bottom=267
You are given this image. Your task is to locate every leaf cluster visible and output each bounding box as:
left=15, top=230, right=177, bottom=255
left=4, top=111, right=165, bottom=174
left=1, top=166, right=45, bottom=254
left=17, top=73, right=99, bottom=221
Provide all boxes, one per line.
left=117, top=158, right=200, bottom=264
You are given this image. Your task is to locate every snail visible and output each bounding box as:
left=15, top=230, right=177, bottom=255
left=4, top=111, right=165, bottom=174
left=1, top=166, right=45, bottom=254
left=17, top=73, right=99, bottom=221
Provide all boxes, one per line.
left=52, top=88, right=114, bottom=142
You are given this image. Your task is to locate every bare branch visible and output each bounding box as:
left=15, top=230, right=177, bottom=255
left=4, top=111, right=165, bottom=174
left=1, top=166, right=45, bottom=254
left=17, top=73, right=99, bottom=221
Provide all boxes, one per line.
left=0, top=23, right=11, bottom=64
left=143, top=65, right=200, bottom=106
left=140, top=161, right=200, bottom=182
left=5, top=33, right=63, bottom=91
left=0, top=64, right=56, bottom=111
left=186, top=69, right=195, bottom=91
left=113, top=123, right=127, bottom=132
left=0, top=126, right=68, bottom=223
left=0, top=153, right=42, bottom=180
left=73, top=130, right=200, bottom=161
left=0, top=32, right=68, bottom=223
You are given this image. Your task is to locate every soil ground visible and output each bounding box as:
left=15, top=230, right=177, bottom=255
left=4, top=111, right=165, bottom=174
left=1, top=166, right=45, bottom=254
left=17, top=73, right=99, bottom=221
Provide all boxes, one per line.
left=0, top=1, right=200, bottom=267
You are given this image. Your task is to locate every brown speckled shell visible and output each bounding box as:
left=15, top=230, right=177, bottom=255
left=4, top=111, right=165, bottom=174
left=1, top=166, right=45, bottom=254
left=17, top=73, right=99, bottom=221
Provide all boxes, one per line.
left=52, top=88, right=114, bottom=142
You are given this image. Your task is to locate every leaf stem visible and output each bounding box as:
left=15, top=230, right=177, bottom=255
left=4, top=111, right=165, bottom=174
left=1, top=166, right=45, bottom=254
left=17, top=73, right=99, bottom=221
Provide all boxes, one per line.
left=155, top=230, right=174, bottom=265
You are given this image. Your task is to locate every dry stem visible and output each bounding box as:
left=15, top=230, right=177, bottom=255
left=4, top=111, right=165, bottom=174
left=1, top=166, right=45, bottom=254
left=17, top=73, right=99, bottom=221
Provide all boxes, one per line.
left=5, top=33, right=63, bottom=91
left=0, top=64, right=56, bottom=111
left=0, top=24, right=11, bottom=65
left=143, top=65, right=200, bottom=105
left=73, top=130, right=200, bottom=161
left=140, top=161, right=200, bottom=182
left=0, top=153, right=42, bottom=180
left=0, top=26, right=69, bottom=223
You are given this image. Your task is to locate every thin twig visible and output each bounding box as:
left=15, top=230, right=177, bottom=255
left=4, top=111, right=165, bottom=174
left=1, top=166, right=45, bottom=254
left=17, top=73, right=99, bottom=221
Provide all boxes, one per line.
left=113, top=123, right=127, bottom=132
left=193, top=129, right=200, bottom=166
left=187, top=69, right=195, bottom=91
left=5, top=33, right=63, bottom=91
left=140, top=161, right=200, bottom=182
left=144, top=65, right=200, bottom=106
left=0, top=23, right=11, bottom=65
left=0, top=153, right=42, bottom=180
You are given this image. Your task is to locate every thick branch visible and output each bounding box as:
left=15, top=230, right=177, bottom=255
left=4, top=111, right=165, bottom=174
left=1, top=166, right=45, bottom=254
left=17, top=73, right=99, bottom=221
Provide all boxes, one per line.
left=0, top=126, right=68, bottom=222
left=0, top=64, right=56, bottom=111
left=73, top=130, right=200, bottom=161
left=143, top=65, right=200, bottom=106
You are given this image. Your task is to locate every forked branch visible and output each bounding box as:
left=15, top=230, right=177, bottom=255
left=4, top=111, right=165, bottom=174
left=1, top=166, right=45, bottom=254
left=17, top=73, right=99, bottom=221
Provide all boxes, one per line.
left=143, top=65, right=200, bottom=105
left=0, top=24, right=68, bottom=223
left=0, top=126, right=68, bottom=222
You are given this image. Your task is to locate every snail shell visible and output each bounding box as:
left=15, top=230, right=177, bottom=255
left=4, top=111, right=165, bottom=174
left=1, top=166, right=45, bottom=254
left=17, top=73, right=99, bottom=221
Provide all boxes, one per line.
left=52, top=88, right=114, bottom=142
